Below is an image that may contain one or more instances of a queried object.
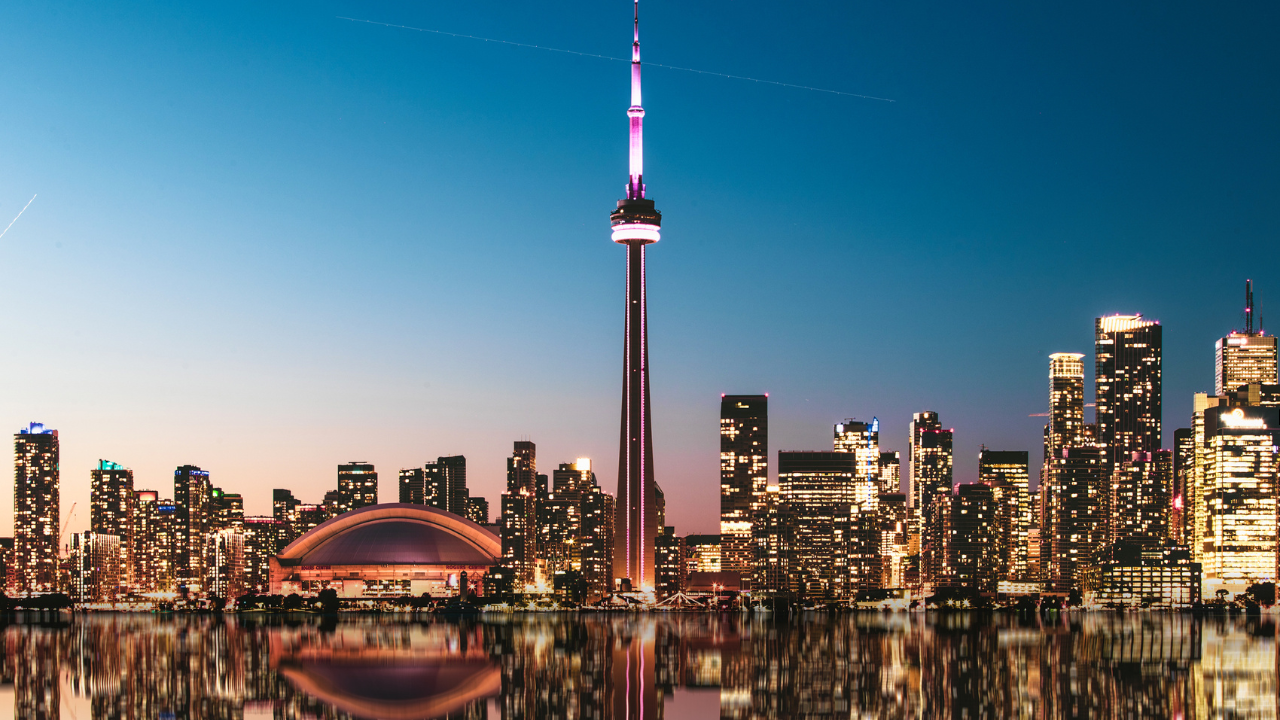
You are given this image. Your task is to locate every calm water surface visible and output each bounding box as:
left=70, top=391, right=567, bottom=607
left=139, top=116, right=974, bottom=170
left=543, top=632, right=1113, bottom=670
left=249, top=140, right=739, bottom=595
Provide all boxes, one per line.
left=0, top=611, right=1274, bottom=719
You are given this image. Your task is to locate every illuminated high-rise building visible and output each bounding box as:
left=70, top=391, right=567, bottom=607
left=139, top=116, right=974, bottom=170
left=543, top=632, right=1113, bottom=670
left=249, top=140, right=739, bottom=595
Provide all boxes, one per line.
left=203, top=527, right=245, bottom=600
left=655, top=526, right=683, bottom=598
left=131, top=490, right=161, bottom=592
left=752, top=484, right=793, bottom=594
left=1215, top=281, right=1277, bottom=396
left=949, top=482, right=999, bottom=593
left=337, top=462, right=378, bottom=513
left=1198, top=404, right=1279, bottom=596
left=242, top=516, right=287, bottom=593
left=433, top=455, right=470, bottom=515
left=908, top=412, right=953, bottom=581
left=1095, top=314, right=1162, bottom=472
left=1046, top=444, right=1107, bottom=593
left=68, top=531, right=123, bottom=603
left=719, top=394, right=767, bottom=588
left=173, top=465, right=211, bottom=591
left=580, top=484, right=616, bottom=598
left=272, top=488, right=300, bottom=539
left=978, top=449, right=1030, bottom=582
left=294, top=504, right=327, bottom=536
left=502, top=441, right=538, bottom=585
left=877, top=492, right=909, bottom=589
left=14, top=423, right=59, bottom=593
left=878, top=451, right=901, bottom=494
left=398, top=467, right=426, bottom=505
left=90, top=460, right=134, bottom=589
left=1047, top=353, right=1087, bottom=457
left=210, top=487, right=243, bottom=531
left=778, top=451, right=859, bottom=599
left=153, top=497, right=178, bottom=591
left=1041, top=353, right=1087, bottom=585
left=1108, top=450, right=1172, bottom=547
left=612, top=0, right=663, bottom=592
left=834, top=418, right=881, bottom=506
left=467, top=497, right=489, bottom=525
left=1172, top=427, right=1193, bottom=545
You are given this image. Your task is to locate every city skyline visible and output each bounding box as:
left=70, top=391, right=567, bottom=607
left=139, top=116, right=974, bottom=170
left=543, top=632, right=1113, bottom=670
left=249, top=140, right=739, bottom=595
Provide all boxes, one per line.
left=3, top=1, right=1280, bottom=540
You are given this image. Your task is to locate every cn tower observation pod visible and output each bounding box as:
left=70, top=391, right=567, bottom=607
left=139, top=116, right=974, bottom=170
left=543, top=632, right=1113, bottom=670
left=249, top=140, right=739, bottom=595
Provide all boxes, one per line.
left=269, top=503, right=501, bottom=598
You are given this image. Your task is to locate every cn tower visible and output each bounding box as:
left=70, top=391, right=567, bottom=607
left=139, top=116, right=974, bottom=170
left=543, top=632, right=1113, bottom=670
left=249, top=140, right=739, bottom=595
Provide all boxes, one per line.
left=612, top=0, right=661, bottom=592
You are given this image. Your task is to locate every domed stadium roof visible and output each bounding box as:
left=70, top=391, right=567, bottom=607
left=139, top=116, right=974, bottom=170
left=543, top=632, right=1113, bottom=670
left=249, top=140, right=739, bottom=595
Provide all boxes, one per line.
left=279, top=657, right=500, bottom=720
left=277, top=504, right=500, bottom=567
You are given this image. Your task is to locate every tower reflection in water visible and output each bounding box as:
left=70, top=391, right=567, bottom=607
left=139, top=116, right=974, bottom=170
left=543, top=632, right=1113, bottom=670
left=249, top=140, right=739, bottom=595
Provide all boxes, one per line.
left=0, top=613, right=1275, bottom=719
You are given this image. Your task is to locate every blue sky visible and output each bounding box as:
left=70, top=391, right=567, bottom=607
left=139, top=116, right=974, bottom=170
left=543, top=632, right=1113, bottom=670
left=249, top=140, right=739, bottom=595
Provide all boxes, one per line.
left=1, top=0, right=1277, bottom=536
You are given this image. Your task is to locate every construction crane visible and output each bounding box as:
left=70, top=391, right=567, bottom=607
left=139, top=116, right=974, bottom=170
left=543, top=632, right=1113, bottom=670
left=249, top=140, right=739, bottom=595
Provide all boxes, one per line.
left=59, top=502, right=77, bottom=547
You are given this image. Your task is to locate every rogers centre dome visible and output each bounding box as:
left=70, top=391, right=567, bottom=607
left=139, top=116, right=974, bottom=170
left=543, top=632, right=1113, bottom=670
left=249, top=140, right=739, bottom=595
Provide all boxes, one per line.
left=269, top=504, right=501, bottom=598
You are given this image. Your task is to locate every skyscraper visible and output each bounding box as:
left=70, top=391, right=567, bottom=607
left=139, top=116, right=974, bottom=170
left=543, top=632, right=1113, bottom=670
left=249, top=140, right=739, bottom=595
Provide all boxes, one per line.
left=1046, top=353, right=1087, bottom=457
left=1215, top=281, right=1278, bottom=395
left=977, top=449, right=1030, bottom=583
left=949, top=482, right=999, bottom=593
left=612, top=0, right=662, bottom=592
left=132, top=490, right=161, bottom=592
left=719, top=394, right=767, bottom=588
left=538, top=462, right=586, bottom=576
left=337, top=462, right=378, bottom=513
left=173, top=465, right=211, bottom=591
left=91, top=460, right=135, bottom=591
left=68, top=531, right=122, bottom=603
left=502, top=441, right=538, bottom=585
left=467, top=497, right=490, bottom=525
left=1095, top=314, right=1162, bottom=472
left=1041, top=353, right=1088, bottom=585
left=908, top=411, right=953, bottom=577
left=1172, top=427, right=1193, bottom=545
left=398, top=467, right=426, bottom=505
left=834, top=418, right=881, bottom=506
left=752, top=483, right=793, bottom=595
left=1198, top=404, right=1279, bottom=596
left=1046, top=445, right=1107, bottom=594
left=14, top=423, right=59, bottom=593
left=439, top=455, right=469, bottom=516
left=778, top=451, right=859, bottom=600
left=878, top=451, right=901, bottom=494
left=1108, top=450, right=1172, bottom=547
left=210, top=487, right=244, bottom=531
left=580, top=485, right=616, bottom=598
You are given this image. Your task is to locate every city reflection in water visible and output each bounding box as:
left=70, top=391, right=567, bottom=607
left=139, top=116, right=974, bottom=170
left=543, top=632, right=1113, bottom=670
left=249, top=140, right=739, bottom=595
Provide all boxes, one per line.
left=0, top=612, right=1275, bottom=719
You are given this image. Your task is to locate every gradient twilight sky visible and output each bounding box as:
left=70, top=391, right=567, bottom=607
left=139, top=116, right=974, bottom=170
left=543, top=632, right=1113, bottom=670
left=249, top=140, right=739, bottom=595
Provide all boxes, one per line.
left=2, top=1, right=1278, bottom=537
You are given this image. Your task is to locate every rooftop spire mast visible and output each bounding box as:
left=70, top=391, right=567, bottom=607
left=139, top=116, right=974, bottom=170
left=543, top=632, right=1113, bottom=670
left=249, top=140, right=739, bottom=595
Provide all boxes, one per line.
left=1246, top=279, right=1255, bottom=334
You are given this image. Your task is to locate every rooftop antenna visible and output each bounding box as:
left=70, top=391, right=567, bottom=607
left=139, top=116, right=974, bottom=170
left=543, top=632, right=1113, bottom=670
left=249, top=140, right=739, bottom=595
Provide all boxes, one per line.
left=1245, top=279, right=1255, bottom=334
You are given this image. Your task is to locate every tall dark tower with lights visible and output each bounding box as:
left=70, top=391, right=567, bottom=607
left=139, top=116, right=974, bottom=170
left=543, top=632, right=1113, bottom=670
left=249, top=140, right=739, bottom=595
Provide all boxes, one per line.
left=612, top=0, right=661, bottom=591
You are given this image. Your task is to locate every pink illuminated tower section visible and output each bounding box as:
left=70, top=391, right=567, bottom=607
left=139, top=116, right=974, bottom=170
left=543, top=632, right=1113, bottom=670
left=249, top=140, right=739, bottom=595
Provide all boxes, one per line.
left=612, top=0, right=662, bottom=591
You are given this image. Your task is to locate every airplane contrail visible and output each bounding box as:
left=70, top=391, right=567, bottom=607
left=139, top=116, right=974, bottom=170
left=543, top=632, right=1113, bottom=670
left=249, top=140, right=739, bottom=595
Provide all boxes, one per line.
left=338, top=16, right=895, bottom=102
left=0, top=194, right=36, bottom=241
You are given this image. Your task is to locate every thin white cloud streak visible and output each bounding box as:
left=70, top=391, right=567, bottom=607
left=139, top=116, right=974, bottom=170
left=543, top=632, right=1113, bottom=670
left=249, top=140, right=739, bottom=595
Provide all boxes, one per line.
left=0, top=194, right=36, bottom=241
left=337, top=17, right=895, bottom=102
